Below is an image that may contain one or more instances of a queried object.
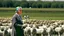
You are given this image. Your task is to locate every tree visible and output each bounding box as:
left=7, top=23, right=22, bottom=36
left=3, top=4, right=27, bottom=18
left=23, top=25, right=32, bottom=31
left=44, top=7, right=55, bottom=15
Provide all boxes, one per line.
left=58, top=2, right=63, bottom=8
left=20, top=1, right=29, bottom=8
left=37, top=1, right=42, bottom=8
left=51, top=2, right=59, bottom=8
left=32, top=2, right=37, bottom=8
left=21, top=0, right=26, bottom=1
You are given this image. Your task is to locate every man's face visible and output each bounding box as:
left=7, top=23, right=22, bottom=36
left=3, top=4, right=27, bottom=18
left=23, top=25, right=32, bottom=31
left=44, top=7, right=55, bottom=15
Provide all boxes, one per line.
left=18, top=9, right=22, bottom=15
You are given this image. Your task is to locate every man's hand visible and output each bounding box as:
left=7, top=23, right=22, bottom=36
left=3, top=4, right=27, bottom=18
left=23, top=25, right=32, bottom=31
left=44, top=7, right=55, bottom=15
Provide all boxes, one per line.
left=17, top=24, right=27, bottom=29
left=17, top=24, right=22, bottom=26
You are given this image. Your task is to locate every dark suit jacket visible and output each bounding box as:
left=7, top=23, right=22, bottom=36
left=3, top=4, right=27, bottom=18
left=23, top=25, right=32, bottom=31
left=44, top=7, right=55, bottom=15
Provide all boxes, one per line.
left=12, top=13, right=24, bottom=36
left=12, top=13, right=23, bottom=27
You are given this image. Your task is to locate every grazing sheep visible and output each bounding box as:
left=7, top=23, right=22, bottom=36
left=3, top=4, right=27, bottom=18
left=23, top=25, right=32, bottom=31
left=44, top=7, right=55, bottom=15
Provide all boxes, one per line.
left=0, top=29, right=4, bottom=36
left=29, top=24, right=36, bottom=36
left=1, top=18, right=64, bottom=36
left=23, top=24, right=31, bottom=36
left=7, top=27, right=12, bottom=36
left=55, top=26, right=62, bottom=36
left=46, top=27, right=52, bottom=36
left=35, top=25, right=44, bottom=36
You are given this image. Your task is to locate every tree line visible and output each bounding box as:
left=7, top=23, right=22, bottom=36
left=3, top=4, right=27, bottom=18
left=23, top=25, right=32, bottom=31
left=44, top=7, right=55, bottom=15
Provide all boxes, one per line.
left=0, top=1, right=64, bottom=8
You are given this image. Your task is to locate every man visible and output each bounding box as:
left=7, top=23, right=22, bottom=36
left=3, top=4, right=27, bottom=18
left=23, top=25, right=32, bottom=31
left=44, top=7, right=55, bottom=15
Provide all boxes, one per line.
left=12, top=7, right=24, bottom=36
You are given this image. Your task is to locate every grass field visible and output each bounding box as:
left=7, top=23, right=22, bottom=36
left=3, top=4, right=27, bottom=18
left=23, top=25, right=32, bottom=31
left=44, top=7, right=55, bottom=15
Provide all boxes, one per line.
left=0, top=8, right=64, bottom=20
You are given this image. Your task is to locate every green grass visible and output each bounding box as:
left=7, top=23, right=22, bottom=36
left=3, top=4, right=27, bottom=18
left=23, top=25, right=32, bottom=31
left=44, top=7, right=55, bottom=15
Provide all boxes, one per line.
left=0, top=8, right=64, bottom=12
left=0, top=11, right=64, bottom=20
left=30, top=17, right=64, bottom=20
left=0, top=8, right=64, bottom=20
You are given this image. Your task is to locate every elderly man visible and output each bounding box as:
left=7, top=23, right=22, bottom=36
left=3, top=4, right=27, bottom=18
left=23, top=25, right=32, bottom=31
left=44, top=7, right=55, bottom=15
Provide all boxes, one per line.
left=12, top=7, right=24, bottom=36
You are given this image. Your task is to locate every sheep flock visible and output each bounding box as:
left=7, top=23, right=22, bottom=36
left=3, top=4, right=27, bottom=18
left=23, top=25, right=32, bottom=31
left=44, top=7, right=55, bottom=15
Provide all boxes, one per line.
left=0, top=17, right=64, bottom=36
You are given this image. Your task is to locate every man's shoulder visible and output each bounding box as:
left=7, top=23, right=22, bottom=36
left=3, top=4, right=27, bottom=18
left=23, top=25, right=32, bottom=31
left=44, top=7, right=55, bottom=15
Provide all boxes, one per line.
left=13, top=13, right=18, bottom=17
left=12, top=13, right=17, bottom=19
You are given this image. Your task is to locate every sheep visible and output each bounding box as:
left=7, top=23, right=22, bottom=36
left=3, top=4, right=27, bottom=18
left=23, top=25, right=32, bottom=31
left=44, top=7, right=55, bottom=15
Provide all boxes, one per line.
left=29, top=24, right=36, bottom=36
left=42, top=24, right=47, bottom=29
left=0, top=26, right=5, bottom=36
left=39, top=26, right=45, bottom=36
left=2, top=20, right=7, bottom=23
left=23, top=24, right=31, bottom=36
left=49, top=24, right=55, bottom=29
left=2, top=23, right=8, bottom=26
left=35, top=24, right=44, bottom=36
left=61, top=24, right=64, bottom=30
left=30, top=27, right=36, bottom=36
left=0, top=26, right=7, bottom=36
left=55, top=26, right=62, bottom=36
left=7, top=27, right=12, bottom=36
left=46, top=27, right=52, bottom=36
left=1, top=18, right=64, bottom=36
left=1, top=26, right=10, bottom=36
left=0, top=29, right=4, bottom=36
left=22, top=20, right=26, bottom=24
left=0, top=26, right=11, bottom=36
left=0, top=22, right=2, bottom=26
left=7, top=23, right=12, bottom=27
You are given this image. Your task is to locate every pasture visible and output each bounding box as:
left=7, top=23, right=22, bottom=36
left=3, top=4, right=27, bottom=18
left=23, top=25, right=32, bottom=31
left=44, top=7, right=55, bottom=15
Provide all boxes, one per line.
left=1, top=8, right=64, bottom=36
left=0, top=8, right=64, bottom=20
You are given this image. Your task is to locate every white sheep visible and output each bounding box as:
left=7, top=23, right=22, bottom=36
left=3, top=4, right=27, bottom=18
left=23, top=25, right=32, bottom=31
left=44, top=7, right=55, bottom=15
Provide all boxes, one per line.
left=35, top=26, right=44, bottom=36
left=30, top=27, right=35, bottom=36
left=7, top=28, right=12, bottom=36
left=55, top=26, right=62, bottom=36
left=46, top=27, right=51, bottom=36
left=0, top=29, right=4, bottom=36
left=0, top=26, right=6, bottom=36
left=61, top=25, right=64, bottom=30
left=29, top=24, right=36, bottom=36
left=23, top=24, right=31, bottom=36
left=42, top=25, right=47, bottom=29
